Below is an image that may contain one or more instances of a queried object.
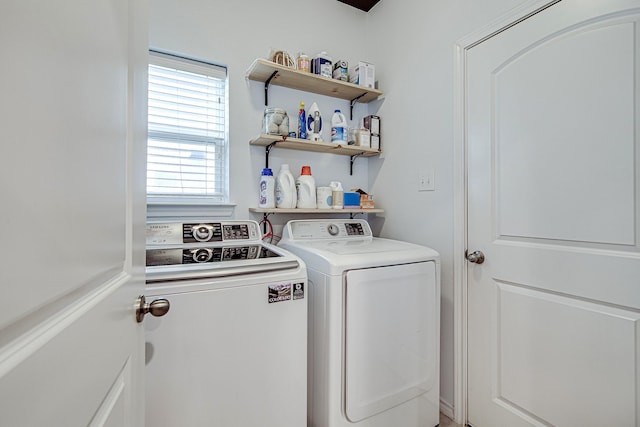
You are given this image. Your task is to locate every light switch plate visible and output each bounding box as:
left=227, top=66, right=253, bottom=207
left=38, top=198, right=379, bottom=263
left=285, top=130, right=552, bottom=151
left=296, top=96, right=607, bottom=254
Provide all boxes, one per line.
left=418, top=170, right=435, bottom=191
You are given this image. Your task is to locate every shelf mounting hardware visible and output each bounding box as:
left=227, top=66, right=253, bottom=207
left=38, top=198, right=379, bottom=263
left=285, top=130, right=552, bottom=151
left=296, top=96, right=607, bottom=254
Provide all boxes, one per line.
left=265, top=141, right=278, bottom=168
left=260, top=212, right=274, bottom=234
left=350, top=152, right=365, bottom=175
left=264, top=70, right=278, bottom=106
left=349, top=93, right=367, bottom=120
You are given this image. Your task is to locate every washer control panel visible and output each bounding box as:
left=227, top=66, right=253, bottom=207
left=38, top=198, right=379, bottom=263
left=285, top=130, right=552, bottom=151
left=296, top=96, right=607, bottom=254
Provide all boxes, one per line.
left=284, top=219, right=373, bottom=240
left=146, top=221, right=260, bottom=246
left=146, top=245, right=281, bottom=267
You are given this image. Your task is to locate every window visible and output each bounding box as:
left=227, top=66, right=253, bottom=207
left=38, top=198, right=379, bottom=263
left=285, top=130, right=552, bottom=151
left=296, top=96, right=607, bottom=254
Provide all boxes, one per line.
left=147, top=50, right=228, bottom=204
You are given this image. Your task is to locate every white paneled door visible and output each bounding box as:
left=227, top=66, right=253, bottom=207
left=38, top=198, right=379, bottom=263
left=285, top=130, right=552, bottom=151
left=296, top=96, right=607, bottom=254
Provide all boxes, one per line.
left=0, top=1, right=147, bottom=425
left=466, top=1, right=640, bottom=426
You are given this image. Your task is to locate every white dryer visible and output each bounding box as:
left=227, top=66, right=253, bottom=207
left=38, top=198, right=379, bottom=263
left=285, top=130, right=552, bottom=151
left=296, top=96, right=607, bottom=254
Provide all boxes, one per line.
left=279, top=219, right=440, bottom=427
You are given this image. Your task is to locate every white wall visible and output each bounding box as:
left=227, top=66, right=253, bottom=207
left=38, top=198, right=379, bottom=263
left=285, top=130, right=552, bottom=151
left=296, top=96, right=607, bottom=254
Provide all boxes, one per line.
left=150, top=0, right=377, bottom=226
left=150, top=0, right=527, bottom=413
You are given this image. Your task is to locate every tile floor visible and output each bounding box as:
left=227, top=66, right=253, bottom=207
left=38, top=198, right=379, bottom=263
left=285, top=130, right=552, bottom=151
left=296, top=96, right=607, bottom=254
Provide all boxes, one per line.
left=439, top=412, right=464, bottom=427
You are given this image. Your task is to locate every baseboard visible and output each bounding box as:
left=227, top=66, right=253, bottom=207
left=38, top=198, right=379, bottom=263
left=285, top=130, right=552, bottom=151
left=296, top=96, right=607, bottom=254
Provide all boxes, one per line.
left=439, top=398, right=454, bottom=420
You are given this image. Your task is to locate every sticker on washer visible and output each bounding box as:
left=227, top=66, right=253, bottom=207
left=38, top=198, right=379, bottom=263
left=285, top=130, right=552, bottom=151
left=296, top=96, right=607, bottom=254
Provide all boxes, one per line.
left=292, top=282, right=305, bottom=300
left=268, top=283, right=292, bottom=303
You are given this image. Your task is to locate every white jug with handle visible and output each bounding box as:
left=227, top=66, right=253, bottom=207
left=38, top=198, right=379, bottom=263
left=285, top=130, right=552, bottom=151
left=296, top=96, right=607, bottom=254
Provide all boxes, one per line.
left=275, top=164, right=297, bottom=208
left=295, top=165, right=316, bottom=209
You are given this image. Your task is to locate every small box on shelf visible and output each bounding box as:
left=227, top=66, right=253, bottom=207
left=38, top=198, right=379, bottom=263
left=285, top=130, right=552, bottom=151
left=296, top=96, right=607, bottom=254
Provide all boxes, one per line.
left=348, top=61, right=375, bottom=89
left=354, top=189, right=375, bottom=209
left=343, top=192, right=361, bottom=208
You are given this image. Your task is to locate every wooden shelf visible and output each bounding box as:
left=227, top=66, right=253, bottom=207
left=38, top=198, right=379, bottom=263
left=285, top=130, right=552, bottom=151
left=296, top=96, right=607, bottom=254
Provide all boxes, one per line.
left=246, top=58, right=383, bottom=104
left=250, top=208, right=383, bottom=214
left=250, top=134, right=381, bottom=158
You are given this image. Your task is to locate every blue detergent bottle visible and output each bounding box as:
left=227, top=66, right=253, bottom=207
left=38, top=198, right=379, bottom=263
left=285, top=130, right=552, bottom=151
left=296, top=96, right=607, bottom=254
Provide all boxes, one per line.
left=298, top=101, right=306, bottom=139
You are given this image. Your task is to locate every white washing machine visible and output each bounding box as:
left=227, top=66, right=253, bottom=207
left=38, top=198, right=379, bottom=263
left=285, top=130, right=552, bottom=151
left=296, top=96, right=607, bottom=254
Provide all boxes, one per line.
left=279, top=219, right=440, bottom=427
left=144, top=220, right=307, bottom=427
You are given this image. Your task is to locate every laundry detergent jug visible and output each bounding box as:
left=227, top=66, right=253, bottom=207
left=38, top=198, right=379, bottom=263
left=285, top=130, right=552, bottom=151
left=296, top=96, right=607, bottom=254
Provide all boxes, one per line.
left=259, top=168, right=275, bottom=208
left=330, top=181, right=344, bottom=209
left=275, top=164, right=297, bottom=208
left=331, top=110, right=347, bottom=144
left=295, top=166, right=316, bottom=209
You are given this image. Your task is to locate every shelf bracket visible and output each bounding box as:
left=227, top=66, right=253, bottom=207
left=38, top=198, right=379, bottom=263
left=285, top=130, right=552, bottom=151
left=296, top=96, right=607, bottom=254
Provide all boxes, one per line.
left=350, top=152, right=365, bottom=175
left=349, top=93, right=367, bottom=120
left=348, top=211, right=368, bottom=219
left=261, top=212, right=274, bottom=234
left=264, top=71, right=278, bottom=106
left=265, top=141, right=277, bottom=168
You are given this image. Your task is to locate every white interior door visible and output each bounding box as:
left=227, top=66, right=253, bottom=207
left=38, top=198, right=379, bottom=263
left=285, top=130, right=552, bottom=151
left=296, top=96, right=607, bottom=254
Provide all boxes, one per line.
left=466, top=1, right=640, bottom=426
left=0, top=1, right=148, bottom=425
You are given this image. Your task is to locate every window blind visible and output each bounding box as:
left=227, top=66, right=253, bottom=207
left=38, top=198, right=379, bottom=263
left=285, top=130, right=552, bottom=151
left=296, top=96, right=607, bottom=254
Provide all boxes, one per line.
left=147, top=51, right=228, bottom=202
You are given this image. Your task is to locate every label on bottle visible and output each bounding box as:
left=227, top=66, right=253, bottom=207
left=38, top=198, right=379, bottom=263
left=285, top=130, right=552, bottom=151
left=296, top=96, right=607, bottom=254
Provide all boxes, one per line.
left=332, top=190, right=344, bottom=209
left=331, top=126, right=346, bottom=143
left=298, top=111, right=307, bottom=139
left=298, top=57, right=310, bottom=73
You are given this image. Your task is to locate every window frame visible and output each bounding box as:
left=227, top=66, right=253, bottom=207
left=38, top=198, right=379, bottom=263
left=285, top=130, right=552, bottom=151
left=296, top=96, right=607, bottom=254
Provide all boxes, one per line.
left=146, top=49, right=231, bottom=215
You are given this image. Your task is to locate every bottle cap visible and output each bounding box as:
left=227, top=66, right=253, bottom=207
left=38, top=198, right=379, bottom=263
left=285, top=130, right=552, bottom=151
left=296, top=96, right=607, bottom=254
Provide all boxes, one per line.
left=262, top=168, right=273, bottom=176
left=335, top=109, right=340, bottom=113
left=301, top=166, right=312, bottom=175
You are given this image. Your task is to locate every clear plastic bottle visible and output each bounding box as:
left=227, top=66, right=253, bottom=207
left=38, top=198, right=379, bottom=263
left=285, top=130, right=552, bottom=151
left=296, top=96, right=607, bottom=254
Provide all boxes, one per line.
left=330, top=181, right=344, bottom=209
left=295, top=166, right=317, bottom=209
left=331, top=109, right=347, bottom=144
left=297, top=53, right=310, bottom=73
left=275, top=164, right=297, bottom=208
left=259, top=168, right=275, bottom=208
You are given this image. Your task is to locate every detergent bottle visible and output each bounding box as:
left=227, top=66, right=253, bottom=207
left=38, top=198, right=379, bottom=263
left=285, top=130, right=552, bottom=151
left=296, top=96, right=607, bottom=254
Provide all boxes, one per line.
left=295, top=166, right=317, bottom=209
left=330, top=181, right=344, bottom=209
left=331, top=109, right=347, bottom=144
left=298, top=101, right=306, bottom=139
left=258, top=168, right=275, bottom=208
left=275, top=164, right=297, bottom=208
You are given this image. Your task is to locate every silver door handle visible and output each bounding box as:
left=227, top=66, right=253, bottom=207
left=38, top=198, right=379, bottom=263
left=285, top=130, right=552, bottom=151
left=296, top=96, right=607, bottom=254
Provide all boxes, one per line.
left=136, top=295, right=170, bottom=323
left=466, top=250, right=485, bottom=264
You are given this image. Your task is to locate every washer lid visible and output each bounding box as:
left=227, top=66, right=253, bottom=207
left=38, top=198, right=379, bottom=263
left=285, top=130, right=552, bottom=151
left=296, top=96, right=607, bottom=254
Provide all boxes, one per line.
left=146, top=242, right=303, bottom=283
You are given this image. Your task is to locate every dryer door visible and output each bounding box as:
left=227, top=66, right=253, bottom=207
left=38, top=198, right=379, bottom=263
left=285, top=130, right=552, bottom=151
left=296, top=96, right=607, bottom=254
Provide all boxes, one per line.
left=344, top=261, right=438, bottom=422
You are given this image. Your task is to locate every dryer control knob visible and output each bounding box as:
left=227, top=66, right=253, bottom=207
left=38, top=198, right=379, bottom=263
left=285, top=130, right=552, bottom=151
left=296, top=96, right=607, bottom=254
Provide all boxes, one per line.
left=327, top=224, right=339, bottom=236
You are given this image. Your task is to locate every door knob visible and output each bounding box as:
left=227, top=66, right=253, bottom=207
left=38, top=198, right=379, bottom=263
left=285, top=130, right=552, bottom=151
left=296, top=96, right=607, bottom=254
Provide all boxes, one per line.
left=136, top=295, right=170, bottom=323
left=466, top=250, right=485, bottom=264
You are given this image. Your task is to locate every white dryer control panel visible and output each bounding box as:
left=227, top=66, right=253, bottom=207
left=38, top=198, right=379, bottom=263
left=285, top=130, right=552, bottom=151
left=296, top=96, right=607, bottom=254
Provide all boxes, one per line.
left=283, top=219, right=373, bottom=240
